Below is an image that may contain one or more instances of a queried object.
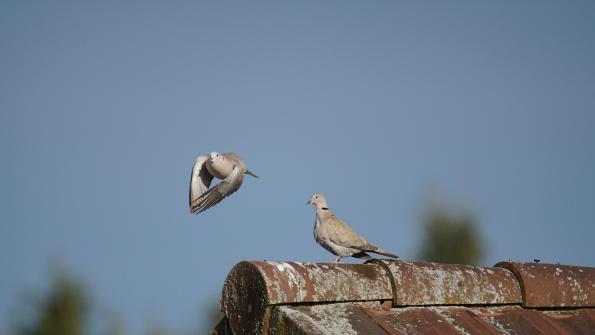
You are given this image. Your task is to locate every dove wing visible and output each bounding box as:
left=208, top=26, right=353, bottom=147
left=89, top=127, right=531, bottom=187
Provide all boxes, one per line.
left=327, top=216, right=399, bottom=259
left=190, top=165, right=245, bottom=214
left=326, top=216, right=369, bottom=249
left=189, top=155, right=214, bottom=212
left=222, top=152, right=242, bottom=166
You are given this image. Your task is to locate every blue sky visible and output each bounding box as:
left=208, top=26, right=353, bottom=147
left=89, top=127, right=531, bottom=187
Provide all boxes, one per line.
left=1, top=1, right=594, bottom=333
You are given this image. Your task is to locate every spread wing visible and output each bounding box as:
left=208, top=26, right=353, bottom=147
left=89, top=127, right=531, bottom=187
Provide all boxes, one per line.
left=190, top=165, right=245, bottom=214
left=189, top=155, right=214, bottom=212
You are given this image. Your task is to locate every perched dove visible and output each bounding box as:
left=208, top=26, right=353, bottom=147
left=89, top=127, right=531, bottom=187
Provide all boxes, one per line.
left=189, top=152, right=258, bottom=214
left=307, top=193, right=399, bottom=263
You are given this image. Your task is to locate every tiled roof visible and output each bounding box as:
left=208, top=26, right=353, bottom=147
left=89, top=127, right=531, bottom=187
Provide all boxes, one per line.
left=210, top=260, right=595, bottom=334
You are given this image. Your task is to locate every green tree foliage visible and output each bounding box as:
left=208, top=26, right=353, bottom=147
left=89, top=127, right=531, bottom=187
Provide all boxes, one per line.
left=17, top=270, right=89, bottom=335
left=419, top=206, right=484, bottom=265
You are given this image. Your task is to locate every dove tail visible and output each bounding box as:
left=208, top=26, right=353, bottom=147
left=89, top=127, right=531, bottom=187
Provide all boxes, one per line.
left=246, top=169, right=259, bottom=178
left=356, top=244, right=399, bottom=260
left=370, top=248, right=399, bottom=259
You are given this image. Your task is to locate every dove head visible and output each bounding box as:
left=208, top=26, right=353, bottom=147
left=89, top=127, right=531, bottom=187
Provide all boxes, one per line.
left=307, top=193, right=328, bottom=209
left=209, top=152, right=223, bottom=163
left=206, top=151, right=231, bottom=179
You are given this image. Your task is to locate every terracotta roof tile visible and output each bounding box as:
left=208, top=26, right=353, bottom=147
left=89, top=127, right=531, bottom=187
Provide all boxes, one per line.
left=371, top=260, right=521, bottom=306
left=496, top=261, right=595, bottom=308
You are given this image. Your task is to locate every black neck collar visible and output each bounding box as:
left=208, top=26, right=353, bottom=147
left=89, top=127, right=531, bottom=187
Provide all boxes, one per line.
left=321, top=207, right=329, bottom=210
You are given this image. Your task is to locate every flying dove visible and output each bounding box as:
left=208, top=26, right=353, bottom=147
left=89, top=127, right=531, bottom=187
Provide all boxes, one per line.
left=307, top=193, right=399, bottom=263
left=189, top=152, right=258, bottom=214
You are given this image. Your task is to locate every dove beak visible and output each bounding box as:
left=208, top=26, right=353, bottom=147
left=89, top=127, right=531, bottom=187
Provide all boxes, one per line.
left=306, top=199, right=312, bottom=205
left=246, top=170, right=259, bottom=178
